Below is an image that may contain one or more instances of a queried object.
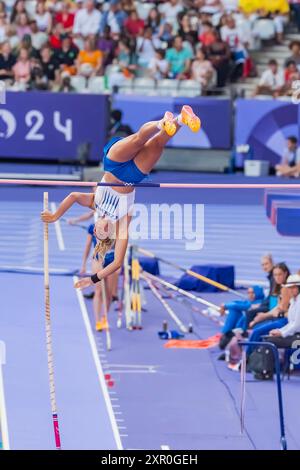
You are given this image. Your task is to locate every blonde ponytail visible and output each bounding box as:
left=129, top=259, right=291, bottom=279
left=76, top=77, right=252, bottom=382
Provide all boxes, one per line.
left=93, top=237, right=114, bottom=261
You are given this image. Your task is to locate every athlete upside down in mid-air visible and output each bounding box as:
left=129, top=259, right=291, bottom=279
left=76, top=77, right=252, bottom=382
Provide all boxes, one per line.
left=41, top=105, right=201, bottom=291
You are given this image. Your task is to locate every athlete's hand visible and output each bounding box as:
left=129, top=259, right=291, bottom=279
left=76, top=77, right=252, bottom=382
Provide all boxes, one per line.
left=79, top=266, right=86, bottom=275
left=74, top=277, right=93, bottom=290
left=41, top=211, right=57, bottom=223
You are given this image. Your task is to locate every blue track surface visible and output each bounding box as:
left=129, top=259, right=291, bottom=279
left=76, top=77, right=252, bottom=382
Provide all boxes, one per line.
left=1, top=174, right=300, bottom=450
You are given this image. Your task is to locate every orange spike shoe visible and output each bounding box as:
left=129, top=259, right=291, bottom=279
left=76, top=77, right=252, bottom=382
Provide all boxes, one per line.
left=96, top=317, right=108, bottom=332
left=162, top=111, right=177, bottom=137
left=180, top=105, right=201, bottom=133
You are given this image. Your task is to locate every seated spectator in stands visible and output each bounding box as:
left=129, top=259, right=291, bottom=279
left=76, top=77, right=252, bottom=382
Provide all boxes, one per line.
left=166, top=35, right=193, bottom=79
left=29, top=20, right=48, bottom=51
left=148, top=48, right=169, bottom=79
left=49, top=22, right=64, bottom=50
left=220, top=14, right=247, bottom=81
left=191, top=46, right=214, bottom=90
left=290, top=0, right=300, bottom=32
left=73, top=0, right=102, bottom=45
left=30, top=57, right=49, bottom=91
left=136, top=27, right=162, bottom=69
left=146, top=7, right=162, bottom=37
left=40, top=45, right=59, bottom=84
left=55, top=33, right=79, bottom=74
left=0, top=12, right=7, bottom=44
left=283, top=59, right=300, bottom=95
left=12, top=47, right=31, bottom=87
left=243, top=254, right=275, bottom=329
left=77, top=36, right=103, bottom=77
left=97, top=25, right=116, bottom=67
left=276, top=136, right=300, bottom=177
left=0, top=1, right=6, bottom=15
left=284, top=40, right=300, bottom=70
left=100, top=0, right=126, bottom=35
left=108, top=38, right=138, bottom=89
left=265, top=274, right=300, bottom=348
left=18, top=34, right=39, bottom=59
left=15, top=12, right=31, bottom=40
left=54, top=1, right=75, bottom=33
left=11, top=0, right=26, bottom=24
left=0, top=41, right=16, bottom=82
left=6, top=24, right=19, bottom=50
left=254, top=59, right=284, bottom=97
left=178, top=13, right=198, bottom=43
left=124, top=10, right=144, bottom=37
left=199, top=22, right=216, bottom=47
left=206, top=30, right=231, bottom=87
left=34, top=1, right=52, bottom=34
left=158, top=21, right=174, bottom=46
left=159, top=0, right=184, bottom=32
left=246, top=263, right=291, bottom=354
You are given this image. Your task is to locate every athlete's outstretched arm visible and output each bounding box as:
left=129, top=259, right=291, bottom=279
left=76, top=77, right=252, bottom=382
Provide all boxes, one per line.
left=41, top=192, right=94, bottom=223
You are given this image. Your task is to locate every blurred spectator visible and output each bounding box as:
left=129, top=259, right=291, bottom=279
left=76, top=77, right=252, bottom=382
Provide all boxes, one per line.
left=177, top=13, right=198, bottom=43
left=97, top=25, right=116, bottom=66
left=100, top=0, right=127, bottom=35
left=54, top=1, right=75, bottom=32
left=159, top=0, right=184, bottom=31
left=55, top=33, right=79, bottom=74
left=29, top=20, right=49, bottom=50
left=124, top=10, right=144, bottom=37
left=0, top=41, right=16, bottom=81
left=12, top=47, right=31, bottom=87
left=191, top=46, right=214, bottom=89
left=206, top=30, right=231, bottom=87
left=109, top=109, right=133, bottom=137
left=199, top=22, right=216, bottom=47
left=73, top=0, right=102, bottom=40
left=254, top=59, right=284, bottom=97
left=77, top=36, right=103, bottom=77
left=136, top=26, right=161, bottom=68
left=165, top=35, right=193, bottom=78
left=10, top=0, right=26, bottom=24
left=16, top=12, right=31, bottom=40
left=285, top=40, right=300, bottom=70
left=148, top=48, right=169, bottom=79
left=290, top=0, right=300, bottom=31
left=34, top=1, right=53, bottom=33
left=276, top=136, right=300, bottom=177
left=220, top=15, right=247, bottom=81
left=0, top=12, right=7, bottom=43
left=146, top=7, right=162, bottom=37
left=49, top=22, right=64, bottom=49
left=40, top=44, right=59, bottom=83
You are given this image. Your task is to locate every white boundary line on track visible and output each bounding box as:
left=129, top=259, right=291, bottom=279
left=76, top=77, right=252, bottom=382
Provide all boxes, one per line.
left=161, top=445, right=170, bottom=450
left=73, top=276, right=123, bottom=450
left=0, top=341, right=10, bottom=450
left=50, top=202, right=65, bottom=251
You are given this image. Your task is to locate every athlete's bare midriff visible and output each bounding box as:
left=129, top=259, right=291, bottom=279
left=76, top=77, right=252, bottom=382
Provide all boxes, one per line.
left=103, top=171, right=135, bottom=194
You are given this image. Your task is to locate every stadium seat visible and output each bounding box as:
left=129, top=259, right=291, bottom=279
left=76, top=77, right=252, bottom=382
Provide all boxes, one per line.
left=178, top=80, right=202, bottom=97
left=70, top=75, right=87, bottom=93
left=88, top=76, right=106, bottom=94
left=156, top=79, right=179, bottom=96
left=118, top=78, right=134, bottom=94
left=132, top=78, right=156, bottom=95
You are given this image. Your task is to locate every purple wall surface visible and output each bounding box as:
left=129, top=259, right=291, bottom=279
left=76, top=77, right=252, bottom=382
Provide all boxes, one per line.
left=0, top=92, right=109, bottom=161
left=235, top=99, right=299, bottom=166
left=113, top=95, right=232, bottom=149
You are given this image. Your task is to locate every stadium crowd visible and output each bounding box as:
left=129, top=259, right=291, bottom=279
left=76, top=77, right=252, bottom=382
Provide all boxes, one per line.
left=0, top=0, right=298, bottom=94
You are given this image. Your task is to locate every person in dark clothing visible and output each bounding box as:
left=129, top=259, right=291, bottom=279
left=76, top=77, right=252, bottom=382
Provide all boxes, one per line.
left=40, top=45, right=59, bottom=82
left=205, top=30, right=231, bottom=88
left=244, top=254, right=275, bottom=328
left=109, top=109, right=134, bottom=138
left=54, top=34, right=78, bottom=70
left=0, top=42, right=16, bottom=81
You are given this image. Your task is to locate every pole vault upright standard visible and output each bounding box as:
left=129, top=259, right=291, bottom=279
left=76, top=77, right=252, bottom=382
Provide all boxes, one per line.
left=43, top=192, right=62, bottom=450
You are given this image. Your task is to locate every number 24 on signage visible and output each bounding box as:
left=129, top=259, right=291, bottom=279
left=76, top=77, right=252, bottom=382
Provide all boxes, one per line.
left=25, top=110, right=72, bottom=142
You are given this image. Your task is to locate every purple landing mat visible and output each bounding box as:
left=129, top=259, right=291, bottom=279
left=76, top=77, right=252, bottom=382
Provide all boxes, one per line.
left=0, top=273, right=118, bottom=450
left=84, top=286, right=300, bottom=450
